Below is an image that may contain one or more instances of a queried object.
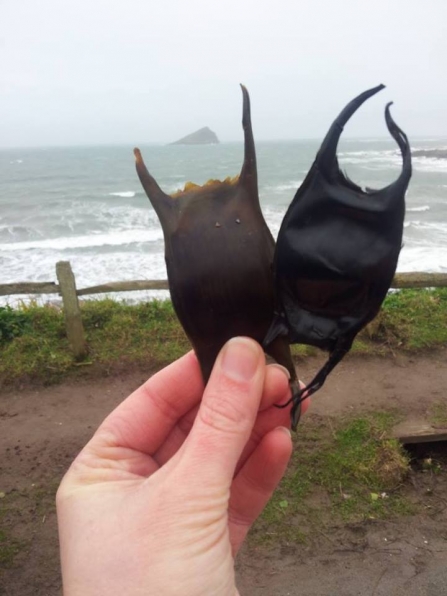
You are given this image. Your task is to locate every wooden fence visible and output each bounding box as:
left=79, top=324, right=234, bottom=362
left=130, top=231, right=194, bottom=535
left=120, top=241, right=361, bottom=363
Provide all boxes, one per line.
left=1, top=261, right=446, bottom=360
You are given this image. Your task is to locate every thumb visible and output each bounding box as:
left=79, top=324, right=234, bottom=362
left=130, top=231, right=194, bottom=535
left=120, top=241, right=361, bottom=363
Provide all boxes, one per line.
left=183, top=337, right=266, bottom=484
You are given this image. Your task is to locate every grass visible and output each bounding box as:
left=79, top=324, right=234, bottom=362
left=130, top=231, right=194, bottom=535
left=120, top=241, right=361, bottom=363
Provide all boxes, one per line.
left=0, top=299, right=189, bottom=385
left=369, top=288, right=447, bottom=351
left=0, top=288, right=446, bottom=386
left=429, top=401, right=447, bottom=426
left=250, top=412, right=415, bottom=546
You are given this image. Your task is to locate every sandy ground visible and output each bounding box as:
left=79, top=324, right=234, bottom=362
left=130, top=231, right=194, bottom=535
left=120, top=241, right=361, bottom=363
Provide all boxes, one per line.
left=1, top=348, right=447, bottom=595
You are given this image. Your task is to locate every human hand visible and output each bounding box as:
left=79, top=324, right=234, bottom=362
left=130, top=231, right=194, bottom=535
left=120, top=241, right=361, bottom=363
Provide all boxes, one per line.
left=57, top=337, right=308, bottom=596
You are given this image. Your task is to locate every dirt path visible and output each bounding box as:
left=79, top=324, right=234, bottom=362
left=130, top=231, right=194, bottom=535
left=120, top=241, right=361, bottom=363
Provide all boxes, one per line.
left=1, top=349, right=447, bottom=595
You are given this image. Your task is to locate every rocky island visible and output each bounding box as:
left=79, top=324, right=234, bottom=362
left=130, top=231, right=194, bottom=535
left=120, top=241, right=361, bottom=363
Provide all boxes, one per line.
left=171, top=126, right=219, bottom=145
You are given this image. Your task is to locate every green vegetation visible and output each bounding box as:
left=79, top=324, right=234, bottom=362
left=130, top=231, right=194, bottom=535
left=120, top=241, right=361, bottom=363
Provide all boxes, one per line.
left=251, top=412, right=414, bottom=545
left=0, top=306, right=29, bottom=343
left=429, top=400, right=447, bottom=426
left=0, top=299, right=189, bottom=385
left=0, top=288, right=446, bottom=386
left=373, top=288, right=447, bottom=350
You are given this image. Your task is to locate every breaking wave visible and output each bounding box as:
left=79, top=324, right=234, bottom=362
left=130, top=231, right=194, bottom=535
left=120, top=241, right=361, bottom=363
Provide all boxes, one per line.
left=109, top=191, right=136, bottom=198
left=407, top=205, right=430, bottom=212
left=0, top=229, right=163, bottom=252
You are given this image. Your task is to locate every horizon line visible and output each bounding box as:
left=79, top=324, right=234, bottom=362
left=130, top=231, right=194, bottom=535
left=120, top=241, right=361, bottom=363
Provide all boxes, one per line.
left=2, top=134, right=447, bottom=151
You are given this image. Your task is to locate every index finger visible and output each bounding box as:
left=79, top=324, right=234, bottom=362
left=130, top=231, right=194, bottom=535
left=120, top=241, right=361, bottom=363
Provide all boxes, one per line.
left=182, top=337, right=266, bottom=483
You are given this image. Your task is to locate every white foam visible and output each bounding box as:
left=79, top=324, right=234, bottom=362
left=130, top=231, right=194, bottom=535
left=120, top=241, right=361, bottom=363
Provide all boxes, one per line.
left=407, top=205, right=430, bottom=212
left=406, top=221, right=447, bottom=234
left=338, top=150, right=404, bottom=169
left=338, top=150, right=394, bottom=157
left=2, top=234, right=446, bottom=308
left=164, top=183, right=187, bottom=193
left=0, top=228, right=163, bottom=251
left=398, top=245, right=447, bottom=273
left=275, top=181, right=302, bottom=191
left=264, top=181, right=303, bottom=193
left=412, top=158, right=447, bottom=173
left=109, top=191, right=136, bottom=198
left=0, top=250, right=170, bottom=307
left=263, top=208, right=288, bottom=239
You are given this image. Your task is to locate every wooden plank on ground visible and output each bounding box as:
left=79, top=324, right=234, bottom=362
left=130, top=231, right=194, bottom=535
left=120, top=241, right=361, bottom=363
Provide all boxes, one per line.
left=392, top=420, right=447, bottom=444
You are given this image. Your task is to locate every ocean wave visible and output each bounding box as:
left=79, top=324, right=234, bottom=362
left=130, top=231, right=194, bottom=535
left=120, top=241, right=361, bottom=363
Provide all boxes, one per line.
left=338, top=150, right=403, bottom=169
left=407, top=205, right=430, bottom=212
left=0, top=224, right=44, bottom=240
left=412, top=148, right=447, bottom=159
left=412, top=158, right=447, bottom=173
left=338, top=150, right=394, bottom=157
left=3, top=242, right=445, bottom=309
left=109, top=191, right=136, bottom=198
left=338, top=152, right=447, bottom=172
left=0, top=228, right=163, bottom=252
left=2, top=239, right=446, bottom=309
left=264, top=181, right=303, bottom=192
left=404, top=220, right=447, bottom=236
left=262, top=209, right=288, bottom=239
left=341, top=138, right=385, bottom=144
left=0, top=251, right=170, bottom=307
left=398, top=245, right=447, bottom=273
left=0, top=224, right=32, bottom=233
left=275, top=181, right=302, bottom=191
left=164, top=182, right=187, bottom=193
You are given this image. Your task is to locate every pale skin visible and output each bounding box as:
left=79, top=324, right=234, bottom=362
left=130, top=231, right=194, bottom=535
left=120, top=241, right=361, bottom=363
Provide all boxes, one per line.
left=57, top=337, right=308, bottom=596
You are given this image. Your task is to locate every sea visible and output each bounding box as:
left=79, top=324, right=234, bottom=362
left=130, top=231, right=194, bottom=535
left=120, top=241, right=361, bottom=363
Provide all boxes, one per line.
left=1, top=138, right=447, bottom=306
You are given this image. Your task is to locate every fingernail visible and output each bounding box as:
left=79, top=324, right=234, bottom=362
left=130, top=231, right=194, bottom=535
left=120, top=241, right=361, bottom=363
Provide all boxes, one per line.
left=269, top=363, right=291, bottom=380
left=221, top=337, right=260, bottom=382
left=277, top=426, right=292, bottom=438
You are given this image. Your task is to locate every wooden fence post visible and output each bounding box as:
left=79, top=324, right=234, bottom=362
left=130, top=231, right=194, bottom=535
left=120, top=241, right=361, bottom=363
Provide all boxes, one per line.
left=56, top=261, right=87, bottom=360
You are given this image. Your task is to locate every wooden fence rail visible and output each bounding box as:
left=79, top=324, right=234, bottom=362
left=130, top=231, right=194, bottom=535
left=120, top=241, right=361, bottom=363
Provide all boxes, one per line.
left=1, top=261, right=446, bottom=359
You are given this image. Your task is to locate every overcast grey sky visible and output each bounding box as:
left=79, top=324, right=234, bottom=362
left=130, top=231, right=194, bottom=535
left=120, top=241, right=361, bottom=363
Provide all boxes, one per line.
left=1, top=0, right=446, bottom=147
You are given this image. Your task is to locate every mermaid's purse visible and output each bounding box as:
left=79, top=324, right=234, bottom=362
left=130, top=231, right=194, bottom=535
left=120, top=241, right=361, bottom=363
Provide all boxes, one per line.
left=264, top=84, right=412, bottom=428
